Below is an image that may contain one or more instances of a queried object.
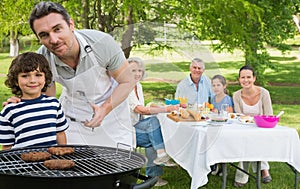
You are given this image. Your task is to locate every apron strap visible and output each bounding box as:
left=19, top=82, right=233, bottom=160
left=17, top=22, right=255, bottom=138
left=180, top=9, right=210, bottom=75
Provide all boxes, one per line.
left=75, top=31, right=98, bottom=66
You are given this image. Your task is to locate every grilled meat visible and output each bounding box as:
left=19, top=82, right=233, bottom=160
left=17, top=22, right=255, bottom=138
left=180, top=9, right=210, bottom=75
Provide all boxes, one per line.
left=48, top=146, right=75, bottom=156
left=21, top=151, right=51, bottom=162
left=44, top=159, right=75, bottom=170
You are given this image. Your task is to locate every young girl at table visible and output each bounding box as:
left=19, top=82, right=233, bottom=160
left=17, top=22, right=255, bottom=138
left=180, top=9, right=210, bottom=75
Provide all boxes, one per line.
left=209, top=75, right=234, bottom=175
left=211, top=75, right=234, bottom=113
left=0, top=52, right=68, bottom=150
left=233, top=65, right=273, bottom=187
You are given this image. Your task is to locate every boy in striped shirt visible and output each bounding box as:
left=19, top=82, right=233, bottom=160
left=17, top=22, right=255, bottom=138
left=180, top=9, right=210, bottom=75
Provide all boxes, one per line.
left=0, top=52, right=68, bottom=150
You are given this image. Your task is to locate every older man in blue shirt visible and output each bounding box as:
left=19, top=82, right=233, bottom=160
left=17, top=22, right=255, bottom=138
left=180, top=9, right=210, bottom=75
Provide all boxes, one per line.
left=175, top=58, right=214, bottom=105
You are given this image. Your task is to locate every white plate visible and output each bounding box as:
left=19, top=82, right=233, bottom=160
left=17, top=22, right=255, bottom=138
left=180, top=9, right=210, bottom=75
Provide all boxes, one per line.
left=237, top=118, right=255, bottom=126
left=206, top=119, right=233, bottom=126
left=228, top=113, right=244, bottom=119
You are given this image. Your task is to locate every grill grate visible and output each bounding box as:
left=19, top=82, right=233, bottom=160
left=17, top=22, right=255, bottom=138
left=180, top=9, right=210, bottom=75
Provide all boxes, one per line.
left=0, top=145, right=145, bottom=178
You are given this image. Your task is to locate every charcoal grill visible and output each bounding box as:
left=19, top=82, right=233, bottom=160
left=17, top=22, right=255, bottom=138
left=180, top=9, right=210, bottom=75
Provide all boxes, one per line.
left=0, top=145, right=157, bottom=189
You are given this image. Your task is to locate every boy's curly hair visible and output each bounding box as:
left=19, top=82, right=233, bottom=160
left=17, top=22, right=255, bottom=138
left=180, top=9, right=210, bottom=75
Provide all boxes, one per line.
left=5, top=52, right=53, bottom=96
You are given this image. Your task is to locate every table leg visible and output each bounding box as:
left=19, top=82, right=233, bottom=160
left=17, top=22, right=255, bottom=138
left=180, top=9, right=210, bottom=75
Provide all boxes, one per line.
left=221, top=163, right=227, bottom=189
left=286, top=163, right=299, bottom=189
left=256, top=161, right=261, bottom=189
left=229, top=162, right=261, bottom=189
left=295, top=172, right=299, bottom=189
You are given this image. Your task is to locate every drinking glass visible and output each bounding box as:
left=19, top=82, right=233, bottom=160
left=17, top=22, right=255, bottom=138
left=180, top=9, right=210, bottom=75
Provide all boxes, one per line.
left=221, top=104, right=229, bottom=119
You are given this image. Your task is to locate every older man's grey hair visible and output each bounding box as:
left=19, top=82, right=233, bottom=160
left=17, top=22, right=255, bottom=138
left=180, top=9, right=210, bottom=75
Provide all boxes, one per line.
left=190, top=58, right=205, bottom=69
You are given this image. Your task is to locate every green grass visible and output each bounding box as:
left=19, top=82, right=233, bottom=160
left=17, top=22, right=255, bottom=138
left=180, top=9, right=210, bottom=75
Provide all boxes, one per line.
left=1, top=44, right=300, bottom=189
left=156, top=162, right=298, bottom=189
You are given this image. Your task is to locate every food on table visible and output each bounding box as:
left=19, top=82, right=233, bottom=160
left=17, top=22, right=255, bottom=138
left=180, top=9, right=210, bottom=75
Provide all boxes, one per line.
left=178, top=97, right=188, bottom=108
left=239, top=115, right=254, bottom=123
left=44, top=159, right=75, bottom=170
left=229, top=113, right=244, bottom=119
left=229, top=113, right=236, bottom=119
left=180, top=108, right=190, bottom=119
left=21, top=151, right=51, bottom=162
left=171, top=110, right=178, bottom=116
left=204, top=102, right=214, bottom=110
left=202, top=107, right=210, bottom=115
left=211, top=117, right=228, bottom=122
left=209, top=113, right=228, bottom=122
left=187, top=109, right=202, bottom=121
left=48, top=146, right=75, bottom=156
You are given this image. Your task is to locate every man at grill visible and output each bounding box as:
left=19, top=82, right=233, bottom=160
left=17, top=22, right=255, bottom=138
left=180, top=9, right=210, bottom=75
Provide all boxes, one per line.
left=3, top=1, right=136, bottom=148
left=128, top=57, right=178, bottom=187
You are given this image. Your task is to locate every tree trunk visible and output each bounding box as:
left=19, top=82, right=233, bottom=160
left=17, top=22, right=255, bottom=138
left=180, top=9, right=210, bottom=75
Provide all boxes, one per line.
left=9, top=30, right=19, bottom=57
left=82, top=0, right=90, bottom=29
left=121, top=6, right=134, bottom=58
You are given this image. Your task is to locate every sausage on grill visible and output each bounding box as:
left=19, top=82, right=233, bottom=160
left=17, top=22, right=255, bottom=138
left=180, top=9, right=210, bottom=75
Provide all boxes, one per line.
left=48, top=147, right=75, bottom=156
left=44, top=159, right=75, bottom=170
left=21, top=151, right=51, bottom=162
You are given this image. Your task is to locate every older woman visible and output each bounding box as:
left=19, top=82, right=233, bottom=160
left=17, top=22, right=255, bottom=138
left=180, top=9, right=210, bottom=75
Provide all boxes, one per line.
left=233, top=65, right=273, bottom=187
left=128, top=57, right=179, bottom=187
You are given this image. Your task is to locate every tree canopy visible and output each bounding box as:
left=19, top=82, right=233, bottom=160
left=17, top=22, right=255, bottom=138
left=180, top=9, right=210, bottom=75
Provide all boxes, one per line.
left=0, top=0, right=299, bottom=83
left=167, top=0, right=299, bottom=83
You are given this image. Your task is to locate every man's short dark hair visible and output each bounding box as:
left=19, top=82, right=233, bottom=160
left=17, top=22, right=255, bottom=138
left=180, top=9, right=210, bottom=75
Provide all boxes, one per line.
left=29, top=1, right=70, bottom=35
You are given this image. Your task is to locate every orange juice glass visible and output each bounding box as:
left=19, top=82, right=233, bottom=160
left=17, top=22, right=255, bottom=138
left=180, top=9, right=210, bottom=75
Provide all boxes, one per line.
left=179, top=97, right=188, bottom=108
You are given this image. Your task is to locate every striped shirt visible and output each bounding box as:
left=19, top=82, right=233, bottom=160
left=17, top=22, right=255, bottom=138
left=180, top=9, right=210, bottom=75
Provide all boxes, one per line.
left=0, top=94, right=68, bottom=148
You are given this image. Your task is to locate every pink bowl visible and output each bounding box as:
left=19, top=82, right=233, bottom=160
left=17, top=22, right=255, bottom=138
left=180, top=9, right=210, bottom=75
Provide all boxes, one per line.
left=254, top=115, right=279, bottom=128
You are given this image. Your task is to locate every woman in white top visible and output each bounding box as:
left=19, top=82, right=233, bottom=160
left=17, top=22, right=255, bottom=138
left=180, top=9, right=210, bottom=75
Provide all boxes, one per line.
left=128, top=57, right=179, bottom=186
left=233, top=65, right=273, bottom=187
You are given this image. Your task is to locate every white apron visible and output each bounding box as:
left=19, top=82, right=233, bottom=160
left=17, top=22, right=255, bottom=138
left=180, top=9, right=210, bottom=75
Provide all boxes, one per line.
left=49, top=32, right=135, bottom=148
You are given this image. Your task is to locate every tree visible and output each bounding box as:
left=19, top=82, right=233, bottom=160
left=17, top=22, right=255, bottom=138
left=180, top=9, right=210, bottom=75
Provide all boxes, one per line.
left=0, top=0, right=176, bottom=58
left=64, top=0, right=166, bottom=58
left=0, top=0, right=34, bottom=57
left=167, top=0, right=299, bottom=84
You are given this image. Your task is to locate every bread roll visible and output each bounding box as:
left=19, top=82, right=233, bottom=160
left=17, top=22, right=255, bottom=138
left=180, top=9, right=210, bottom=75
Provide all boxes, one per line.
left=180, top=108, right=190, bottom=119
left=171, top=110, right=178, bottom=116
left=187, top=109, right=202, bottom=121
left=239, top=115, right=254, bottom=123
left=240, top=115, right=250, bottom=119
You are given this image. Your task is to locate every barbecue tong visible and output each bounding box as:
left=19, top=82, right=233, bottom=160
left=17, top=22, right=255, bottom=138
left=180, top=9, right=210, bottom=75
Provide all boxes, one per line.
left=77, top=90, right=95, bottom=131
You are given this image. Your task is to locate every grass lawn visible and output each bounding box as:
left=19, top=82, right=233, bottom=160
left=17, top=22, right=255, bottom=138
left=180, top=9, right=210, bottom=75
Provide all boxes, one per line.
left=0, top=44, right=300, bottom=188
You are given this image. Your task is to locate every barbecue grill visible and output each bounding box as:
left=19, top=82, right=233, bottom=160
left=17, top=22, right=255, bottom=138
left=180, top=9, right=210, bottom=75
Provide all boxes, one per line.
left=0, top=145, right=157, bottom=189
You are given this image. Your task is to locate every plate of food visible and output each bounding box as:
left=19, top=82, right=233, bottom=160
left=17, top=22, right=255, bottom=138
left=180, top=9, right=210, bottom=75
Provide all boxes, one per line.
left=228, top=113, right=244, bottom=119
left=206, top=113, right=233, bottom=126
left=238, top=115, right=255, bottom=125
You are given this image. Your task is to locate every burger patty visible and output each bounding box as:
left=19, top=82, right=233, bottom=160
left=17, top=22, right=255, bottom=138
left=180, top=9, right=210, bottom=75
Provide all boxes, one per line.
left=44, top=159, right=75, bottom=170
left=48, top=146, right=75, bottom=156
left=21, top=151, right=51, bottom=162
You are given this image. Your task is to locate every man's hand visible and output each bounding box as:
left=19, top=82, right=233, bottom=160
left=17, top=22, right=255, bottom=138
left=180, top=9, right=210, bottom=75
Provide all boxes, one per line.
left=84, top=103, right=107, bottom=129
left=166, top=105, right=180, bottom=112
left=2, top=96, right=21, bottom=107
